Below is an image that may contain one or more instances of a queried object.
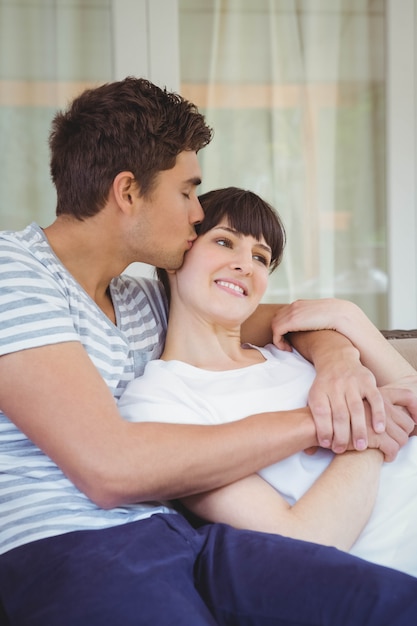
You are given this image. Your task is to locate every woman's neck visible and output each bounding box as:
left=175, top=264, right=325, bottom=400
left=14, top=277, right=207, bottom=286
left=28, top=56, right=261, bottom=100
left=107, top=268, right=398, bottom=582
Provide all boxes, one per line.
left=162, top=306, right=265, bottom=371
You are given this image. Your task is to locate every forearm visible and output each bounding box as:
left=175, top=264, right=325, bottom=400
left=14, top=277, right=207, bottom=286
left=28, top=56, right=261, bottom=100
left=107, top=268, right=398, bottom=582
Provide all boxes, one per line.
left=247, top=299, right=416, bottom=385
left=1, top=343, right=317, bottom=511
left=287, top=449, right=383, bottom=550
left=99, top=408, right=317, bottom=507
left=274, top=299, right=416, bottom=384
left=319, top=300, right=416, bottom=384
left=241, top=303, right=362, bottom=367
left=289, top=328, right=361, bottom=369
left=181, top=449, right=383, bottom=552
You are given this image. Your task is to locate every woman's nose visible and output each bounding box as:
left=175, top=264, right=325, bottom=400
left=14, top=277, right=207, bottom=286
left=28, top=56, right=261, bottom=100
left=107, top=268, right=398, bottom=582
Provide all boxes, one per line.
left=232, top=255, right=253, bottom=275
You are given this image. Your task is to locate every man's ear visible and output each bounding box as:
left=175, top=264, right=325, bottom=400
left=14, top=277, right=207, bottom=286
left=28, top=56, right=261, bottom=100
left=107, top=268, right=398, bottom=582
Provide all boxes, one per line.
left=112, top=171, right=139, bottom=215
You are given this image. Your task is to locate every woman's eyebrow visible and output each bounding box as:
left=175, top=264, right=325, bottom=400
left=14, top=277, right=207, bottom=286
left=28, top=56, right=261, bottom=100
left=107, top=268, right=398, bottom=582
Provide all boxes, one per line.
left=212, top=226, right=272, bottom=253
left=256, top=242, right=272, bottom=254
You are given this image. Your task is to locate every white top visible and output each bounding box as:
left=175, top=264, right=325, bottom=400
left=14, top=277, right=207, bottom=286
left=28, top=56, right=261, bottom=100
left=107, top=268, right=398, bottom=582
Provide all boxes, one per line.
left=119, top=344, right=417, bottom=577
left=0, top=223, right=176, bottom=556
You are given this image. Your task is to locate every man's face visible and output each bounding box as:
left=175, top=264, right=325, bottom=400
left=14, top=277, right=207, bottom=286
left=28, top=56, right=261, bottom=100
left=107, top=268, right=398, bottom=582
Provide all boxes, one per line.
left=131, top=151, right=204, bottom=269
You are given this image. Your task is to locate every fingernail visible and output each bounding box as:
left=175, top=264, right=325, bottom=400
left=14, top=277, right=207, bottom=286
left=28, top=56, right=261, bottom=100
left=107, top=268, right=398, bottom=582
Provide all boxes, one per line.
left=320, top=439, right=331, bottom=448
left=375, top=422, right=385, bottom=433
left=355, top=439, right=367, bottom=451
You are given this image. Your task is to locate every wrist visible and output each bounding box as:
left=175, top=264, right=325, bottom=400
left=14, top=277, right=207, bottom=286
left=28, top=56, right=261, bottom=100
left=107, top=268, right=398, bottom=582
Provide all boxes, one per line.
left=344, top=448, right=384, bottom=464
left=312, top=337, right=361, bottom=371
left=269, top=407, right=318, bottom=454
left=302, top=407, right=319, bottom=448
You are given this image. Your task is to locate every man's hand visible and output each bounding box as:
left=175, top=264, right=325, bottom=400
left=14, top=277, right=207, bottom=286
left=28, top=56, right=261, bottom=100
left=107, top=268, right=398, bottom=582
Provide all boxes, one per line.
left=271, top=300, right=388, bottom=451
left=307, top=363, right=417, bottom=460
left=270, top=298, right=417, bottom=455
left=307, top=354, right=386, bottom=453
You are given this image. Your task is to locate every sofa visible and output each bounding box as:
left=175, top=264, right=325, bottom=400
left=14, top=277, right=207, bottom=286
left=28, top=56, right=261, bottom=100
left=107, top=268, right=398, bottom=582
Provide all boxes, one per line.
left=381, top=329, right=417, bottom=370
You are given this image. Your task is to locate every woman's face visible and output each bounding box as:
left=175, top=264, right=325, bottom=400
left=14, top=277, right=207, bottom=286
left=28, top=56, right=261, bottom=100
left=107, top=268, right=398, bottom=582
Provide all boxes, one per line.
left=170, top=219, right=271, bottom=326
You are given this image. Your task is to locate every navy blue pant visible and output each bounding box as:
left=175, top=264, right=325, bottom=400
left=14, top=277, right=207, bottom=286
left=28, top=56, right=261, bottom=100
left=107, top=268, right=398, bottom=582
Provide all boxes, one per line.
left=0, top=513, right=416, bottom=625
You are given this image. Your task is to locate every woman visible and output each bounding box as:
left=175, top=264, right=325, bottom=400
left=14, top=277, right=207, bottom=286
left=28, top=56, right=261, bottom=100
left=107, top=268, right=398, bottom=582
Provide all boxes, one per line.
left=119, top=187, right=417, bottom=577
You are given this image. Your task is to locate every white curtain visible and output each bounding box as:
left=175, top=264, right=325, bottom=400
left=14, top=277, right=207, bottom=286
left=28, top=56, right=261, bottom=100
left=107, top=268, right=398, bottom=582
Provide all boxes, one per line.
left=179, top=0, right=387, bottom=326
left=0, top=0, right=113, bottom=231
left=0, top=0, right=388, bottom=325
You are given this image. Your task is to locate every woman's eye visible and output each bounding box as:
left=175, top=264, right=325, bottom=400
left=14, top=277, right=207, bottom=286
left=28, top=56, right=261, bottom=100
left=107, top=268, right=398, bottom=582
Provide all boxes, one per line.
left=216, top=238, right=232, bottom=248
left=182, top=192, right=190, bottom=199
left=253, top=254, right=270, bottom=266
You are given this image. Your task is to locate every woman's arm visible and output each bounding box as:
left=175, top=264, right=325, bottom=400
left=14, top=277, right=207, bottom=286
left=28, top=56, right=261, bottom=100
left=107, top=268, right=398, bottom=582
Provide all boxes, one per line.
left=273, top=299, right=417, bottom=442
left=269, top=298, right=417, bottom=384
left=244, top=301, right=417, bottom=454
left=182, top=448, right=384, bottom=551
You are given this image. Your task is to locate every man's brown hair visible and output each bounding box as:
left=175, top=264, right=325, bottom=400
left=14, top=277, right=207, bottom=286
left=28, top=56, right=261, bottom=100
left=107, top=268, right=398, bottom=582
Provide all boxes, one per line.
left=49, top=77, right=213, bottom=219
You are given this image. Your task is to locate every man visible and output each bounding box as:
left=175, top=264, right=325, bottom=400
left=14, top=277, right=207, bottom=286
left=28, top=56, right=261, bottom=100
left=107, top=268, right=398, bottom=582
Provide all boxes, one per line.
left=0, top=77, right=416, bottom=625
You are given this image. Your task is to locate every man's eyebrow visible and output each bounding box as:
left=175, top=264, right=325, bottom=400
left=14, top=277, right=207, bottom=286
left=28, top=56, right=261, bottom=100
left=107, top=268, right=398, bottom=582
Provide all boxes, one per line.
left=185, top=177, right=202, bottom=187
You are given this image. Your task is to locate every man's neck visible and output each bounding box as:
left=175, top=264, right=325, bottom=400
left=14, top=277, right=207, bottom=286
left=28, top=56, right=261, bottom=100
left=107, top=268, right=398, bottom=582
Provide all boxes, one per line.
left=43, top=215, right=124, bottom=322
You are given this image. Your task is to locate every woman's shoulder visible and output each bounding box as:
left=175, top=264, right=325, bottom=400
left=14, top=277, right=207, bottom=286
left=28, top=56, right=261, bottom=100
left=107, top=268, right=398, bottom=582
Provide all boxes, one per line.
left=251, top=343, right=316, bottom=370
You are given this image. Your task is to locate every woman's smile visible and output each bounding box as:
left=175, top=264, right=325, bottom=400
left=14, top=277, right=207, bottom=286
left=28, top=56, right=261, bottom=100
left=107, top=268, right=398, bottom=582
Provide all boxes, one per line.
left=214, top=279, right=248, bottom=297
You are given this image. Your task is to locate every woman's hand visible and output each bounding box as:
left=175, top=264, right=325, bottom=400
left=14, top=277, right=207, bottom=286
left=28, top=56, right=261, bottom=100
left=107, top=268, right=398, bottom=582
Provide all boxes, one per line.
left=271, top=298, right=359, bottom=348
left=367, top=386, right=417, bottom=461
left=379, top=376, right=417, bottom=430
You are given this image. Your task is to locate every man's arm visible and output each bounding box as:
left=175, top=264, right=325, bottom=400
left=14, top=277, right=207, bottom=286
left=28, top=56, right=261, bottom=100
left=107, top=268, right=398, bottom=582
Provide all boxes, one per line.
left=182, top=448, right=384, bottom=551
left=0, top=342, right=318, bottom=508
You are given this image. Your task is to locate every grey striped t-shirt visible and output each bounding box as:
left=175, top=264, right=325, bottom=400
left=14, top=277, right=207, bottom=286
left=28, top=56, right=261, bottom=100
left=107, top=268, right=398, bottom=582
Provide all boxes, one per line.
left=0, top=223, right=175, bottom=555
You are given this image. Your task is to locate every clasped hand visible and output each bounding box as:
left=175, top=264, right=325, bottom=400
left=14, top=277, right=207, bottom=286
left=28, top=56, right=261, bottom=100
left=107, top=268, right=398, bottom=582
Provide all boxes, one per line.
left=303, top=363, right=416, bottom=461
left=271, top=299, right=417, bottom=461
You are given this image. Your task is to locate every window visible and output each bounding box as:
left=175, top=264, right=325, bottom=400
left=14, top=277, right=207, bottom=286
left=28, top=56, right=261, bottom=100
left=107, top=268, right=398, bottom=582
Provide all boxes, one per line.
left=179, top=0, right=389, bottom=326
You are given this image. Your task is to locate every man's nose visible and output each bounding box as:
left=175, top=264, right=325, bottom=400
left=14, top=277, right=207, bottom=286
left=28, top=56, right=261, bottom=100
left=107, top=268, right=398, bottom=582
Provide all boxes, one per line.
left=190, top=197, right=204, bottom=225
